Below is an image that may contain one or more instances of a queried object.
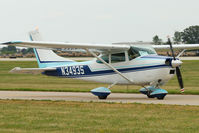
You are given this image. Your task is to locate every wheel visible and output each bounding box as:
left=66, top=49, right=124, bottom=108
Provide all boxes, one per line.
left=156, top=93, right=167, bottom=100
left=98, top=95, right=107, bottom=99
left=147, top=95, right=155, bottom=98
left=157, top=95, right=165, bottom=100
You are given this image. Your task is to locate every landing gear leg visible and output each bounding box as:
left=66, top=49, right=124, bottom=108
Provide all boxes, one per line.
left=144, top=87, right=155, bottom=99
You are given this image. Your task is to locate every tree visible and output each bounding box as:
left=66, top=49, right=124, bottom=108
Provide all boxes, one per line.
left=7, top=46, right=17, bottom=52
left=21, top=48, right=27, bottom=54
left=181, top=25, right=199, bottom=44
left=26, top=48, right=33, bottom=53
left=153, top=35, right=162, bottom=45
left=1, top=47, right=8, bottom=52
left=173, top=31, right=182, bottom=44
left=0, top=46, right=17, bottom=54
left=21, top=48, right=33, bottom=55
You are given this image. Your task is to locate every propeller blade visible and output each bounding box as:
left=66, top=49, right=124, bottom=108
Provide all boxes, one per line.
left=168, top=38, right=176, bottom=60
left=168, top=37, right=184, bottom=92
left=176, top=67, right=184, bottom=93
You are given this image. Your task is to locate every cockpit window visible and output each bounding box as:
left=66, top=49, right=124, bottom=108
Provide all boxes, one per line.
left=96, top=45, right=156, bottom=63
left=128, top=46, right=156, bottom=60
left=128, top=47, right=140, bottom=60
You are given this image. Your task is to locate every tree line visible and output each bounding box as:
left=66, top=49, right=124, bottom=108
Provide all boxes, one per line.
left=0, top=46, right=33, bottom=55
left=153, top=25, right=199, bottom=45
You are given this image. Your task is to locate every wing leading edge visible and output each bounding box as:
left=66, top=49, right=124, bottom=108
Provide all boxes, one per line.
left=3, top=41, right=199, bottom=52
left=3, top=41, right=130, bottom=53
left=153, top=44, right=199, bottom=51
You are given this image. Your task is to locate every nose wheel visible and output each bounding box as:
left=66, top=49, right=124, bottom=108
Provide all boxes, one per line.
left=140, top=86, right=168, bottom=100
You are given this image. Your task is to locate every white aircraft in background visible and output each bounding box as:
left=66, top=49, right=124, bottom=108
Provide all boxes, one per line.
left=2, top=29, right=199, bottom=100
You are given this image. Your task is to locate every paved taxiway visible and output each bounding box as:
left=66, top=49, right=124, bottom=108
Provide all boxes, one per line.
left=0, top=91, right=199, bottom=106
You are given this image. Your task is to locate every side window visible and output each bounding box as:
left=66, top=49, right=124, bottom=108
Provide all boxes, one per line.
left=96, top=55, right=109, bottom=63
left=111, top=53, right=125, bottom=63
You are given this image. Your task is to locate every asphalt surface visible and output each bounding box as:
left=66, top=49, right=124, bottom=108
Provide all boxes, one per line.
left=0, top=91, right=199, bottom=106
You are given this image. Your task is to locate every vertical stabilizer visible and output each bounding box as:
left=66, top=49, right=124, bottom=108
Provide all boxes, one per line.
left=29, top=29, right=74, bottom=68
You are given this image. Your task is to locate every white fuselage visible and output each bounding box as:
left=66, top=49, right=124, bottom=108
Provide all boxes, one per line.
left=48, top=54, right=175, bottom=86
left=76, top=55, right=175, bottom=85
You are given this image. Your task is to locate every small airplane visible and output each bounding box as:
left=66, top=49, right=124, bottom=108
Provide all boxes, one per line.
left=2, top=29, right=199, bottom=100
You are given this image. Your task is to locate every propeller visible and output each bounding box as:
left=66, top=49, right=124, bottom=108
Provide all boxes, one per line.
left=167, top=38, right=184, bottom=93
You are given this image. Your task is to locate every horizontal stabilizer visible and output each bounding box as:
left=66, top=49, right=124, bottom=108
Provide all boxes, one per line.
left=9, top=67, right=56, bottom=74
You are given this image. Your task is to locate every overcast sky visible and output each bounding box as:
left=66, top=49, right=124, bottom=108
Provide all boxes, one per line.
left=0, top=0, right=198, bottom=43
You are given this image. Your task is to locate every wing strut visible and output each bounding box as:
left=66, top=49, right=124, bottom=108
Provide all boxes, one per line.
left=177, top=49, right=186, bottom=58
left=85, top=48, right=133, bottom=83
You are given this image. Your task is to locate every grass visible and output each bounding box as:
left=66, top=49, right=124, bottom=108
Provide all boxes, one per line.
left=0, top=60, right=199, bottom=94
left=0, top=61, right=199, bottom=133
left=0, top=100, right=198, bottom=133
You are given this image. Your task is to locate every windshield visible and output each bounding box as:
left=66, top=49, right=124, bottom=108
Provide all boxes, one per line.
left=128, top=45, right=156, bottom=60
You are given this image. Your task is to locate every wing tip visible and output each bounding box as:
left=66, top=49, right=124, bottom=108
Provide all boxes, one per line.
left=3, top=41, right=23, bottom=45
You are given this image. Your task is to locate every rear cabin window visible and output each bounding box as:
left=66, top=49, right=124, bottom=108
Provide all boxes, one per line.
left=111, top=53, right=125, bottom=63
left=96, top=52, right=125, bottom=63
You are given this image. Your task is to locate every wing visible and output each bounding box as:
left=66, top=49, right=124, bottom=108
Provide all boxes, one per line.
left=153, top=44, right=199, bottom=51
left=2, top=41, right=130, bottom=53
left=10, top=67, right=56, bottom=74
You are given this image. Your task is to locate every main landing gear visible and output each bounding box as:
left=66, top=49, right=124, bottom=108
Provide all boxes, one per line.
left=140, top=86, right=168, bottom=100
left=91, top=84, right=168, bottom=100
left=90, top=82, right=117, bottom=100
left=91, top=87, right=111, bottom=99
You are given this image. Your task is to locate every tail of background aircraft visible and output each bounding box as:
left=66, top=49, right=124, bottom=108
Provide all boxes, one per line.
left=29, top=29, right=74, bottom=68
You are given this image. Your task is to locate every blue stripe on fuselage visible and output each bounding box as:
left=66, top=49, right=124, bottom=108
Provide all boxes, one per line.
left=140, top=55, right=179, bottom=60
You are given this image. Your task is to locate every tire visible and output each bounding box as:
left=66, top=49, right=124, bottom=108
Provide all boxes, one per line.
left=147, top=95, right=155, bottom=98
left=98, top=95, right=107, bottom=99
left=157, top=96, right=165, bottom=100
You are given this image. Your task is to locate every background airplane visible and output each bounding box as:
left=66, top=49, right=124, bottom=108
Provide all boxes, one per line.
left=2, top=29, right=199, bottom=100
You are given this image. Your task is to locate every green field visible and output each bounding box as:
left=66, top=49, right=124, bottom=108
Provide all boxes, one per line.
left=0, top=100, right=198, bottom=133
left=0, top=60, right=199, bottom=94
left=0, top=61, right=199, bottom=133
